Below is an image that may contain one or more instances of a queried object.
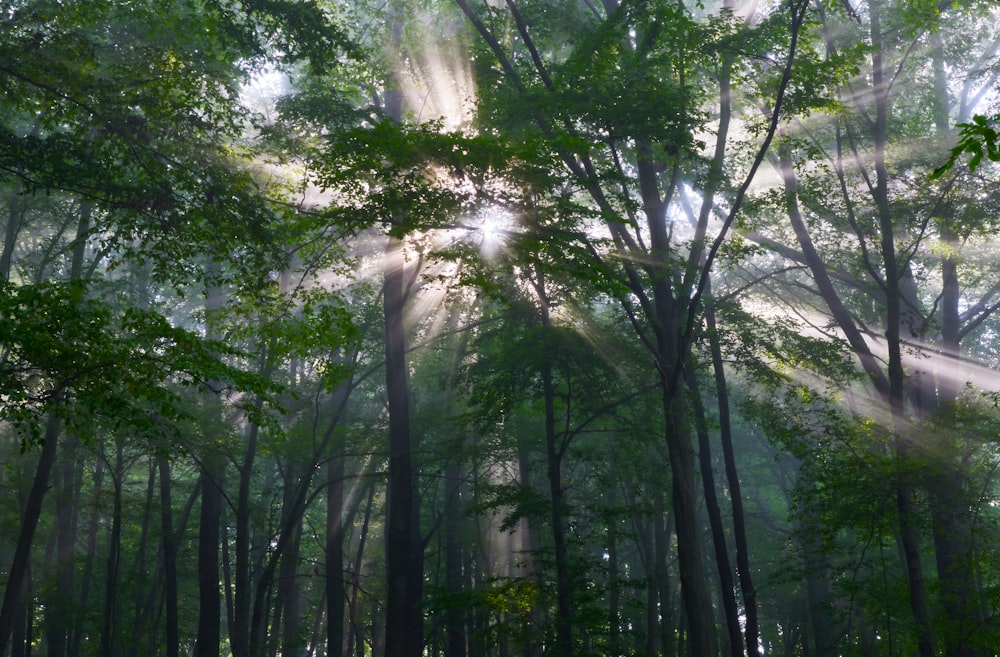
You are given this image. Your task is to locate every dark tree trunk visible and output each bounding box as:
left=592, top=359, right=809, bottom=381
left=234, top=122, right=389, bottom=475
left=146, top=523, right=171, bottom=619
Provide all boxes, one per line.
left=348, top=484, right=376, bottom=657
left=383, top=234, right=423, bottom=657
left=194, top=461, right=224, bottom=657
left=195, top=270, right=225, bottom=657
left=72, top=451, right=105, bottom=657
left=661, top=385, right=716, bottom=657
left=706, top=302, right=760, bottom=657
left=47, top=437, right=82, bottom=657
left=159, top=454, right=180, bottom=657
left=869, top=6, right=934, bottom=654
left=128, top=459, right=156, bottom=657
left=928, top=32, right=981, bottom=657
left=653, top=500, right=675, bottom=657
left=278, top=474, right=305, bottom=657
left=9, top=562, right=30, bottom=657
left=515, top=439, right=538, bottom=657
left=232, top=417, right=260, bottom=657
left=444, top=459, right=466, bottom=657
left=543, top=362, right=573, bottom=657
left=99, top=442, right=124, bottom=657
left=605, top=485, right=621, bottom=657
left=0, top=411, right=61, bottom=657
left=529, top=265, right=574, bottom=657
left=687, top=369, right=742, bottom=657
left=327, top=442, right=347, bottom=657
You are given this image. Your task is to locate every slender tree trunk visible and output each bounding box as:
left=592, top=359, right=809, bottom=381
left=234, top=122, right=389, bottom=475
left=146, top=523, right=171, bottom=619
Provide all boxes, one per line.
left=72, top=450, right=106, bottom=657
left=605, top=484, right=621, bottom=657
left=1, top=186, right=26, bottom=281
left=0, top=411, right=61, bottom=656
left=653, top=500, right=675, bottom=657
left=687, top=368, right=742, bottom=657
left=529, top=265, right=574, bottom=657
left=348, top=483, right=376, bottom=657
left=442, top=320, right=469, bottom=657
left=9, top=561, right=30, bottom=657
left=195, top=273, right=225, bottom=657
left=327, top=439, right=347, bottom=657
left=444, top=459, right=467, bottom=657
left=660, top=383, right=716, bottom=657
left=194, top=460, right=224, bottom=657
left=278, top=473, right=305, bottom=657
left=46, top=436, right=80, bottom=657
left=928, top=32, right=981, bottom=657
left=543, top=361, right=573, bottom=657
left=706, top=301, right=760, bottom=656
left=99, top=441, right=124, bottom=657
left=158, top=454, right=180, bottom=657
left=128, top=459, right=156, bottom=657
left=232, top=414, right=261, bottom=657
left=869, top=6, right=935, bottom=656
left=383, top=233, right=423, bottom=657
left=515, top=434, right=538, bottom=657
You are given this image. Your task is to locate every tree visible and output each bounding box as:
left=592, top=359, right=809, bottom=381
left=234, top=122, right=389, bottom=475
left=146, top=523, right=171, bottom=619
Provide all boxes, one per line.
left=746, top=0, right=1000, bottom=653
left=453, top=0, right=811, bottom=651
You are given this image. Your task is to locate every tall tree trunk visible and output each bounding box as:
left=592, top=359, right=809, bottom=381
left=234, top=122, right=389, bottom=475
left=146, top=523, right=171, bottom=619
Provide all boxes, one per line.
left=232, top=412, right=261, bottom=657
left=99, top=441, right=124, bottom=657
left=128, top=459, right=156, bottom=657
left=195, top=274, right=225, bottom=657
left=653, top=500, right=675, bottom=657
left=529, top=265, right=574, bottom=657
left=383, top=233, right=423, bottom=657
left=687, top=368, right=742, bottom=657
left=9, top=561, right=30, bottom=657
left=46, top=436, right=80, bottom=657
left=278, top=470, right=305, bottom=657
left=869, top=6, right=935, bottom=655
left=72, top=450, right=106, bottom=657
left=441, top=317, right=469, bottom=657
left=444, top=454, right=467, bottom=657
left=515, top=438, right=538, bottom=657
left=542, top=361, right=573, bottom=657
left=348, top=483, right=376, bottom=657
left=660, top=383, right=716, bottom=657
left=706, top=301, right=760, bottom=656
left=605, top=484, right=621, bottom=657
left=927, top=31, right=981, bottom=657
left=195, top=459, right=224, bottom=657
left=0, top=411, right=61, bottom=656
left=159, top=454, right=180, bottom=657
left=327, top=438, right=347, bottom=657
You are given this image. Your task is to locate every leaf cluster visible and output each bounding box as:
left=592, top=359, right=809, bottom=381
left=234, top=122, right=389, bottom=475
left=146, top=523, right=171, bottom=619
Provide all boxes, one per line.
left=0, top=280, right=278, bottom=445
left=931, top=114, right=1000, bottom=179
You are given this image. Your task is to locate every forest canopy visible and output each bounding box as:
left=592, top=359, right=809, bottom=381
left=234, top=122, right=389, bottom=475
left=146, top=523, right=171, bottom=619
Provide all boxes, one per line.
left=2, top=1, right=1000, bottom=657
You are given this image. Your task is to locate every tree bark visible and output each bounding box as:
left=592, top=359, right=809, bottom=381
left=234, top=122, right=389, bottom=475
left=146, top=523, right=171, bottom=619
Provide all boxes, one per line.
left=706, top=301, right=760, bottom=656
left=869, top=6, right=935, bottom=654
left=194, top=461, right=224, bottom=657
left=99, top=442, right=124, bottom=657
left=232, top=412, right=261, bottom=657
left=383, top=234, right=423, bottom=657
left=159, top=454, right=180, bottom=657
left=327, top=440, right=347, bottom=657
left=687, top=368, right=742, bottom=657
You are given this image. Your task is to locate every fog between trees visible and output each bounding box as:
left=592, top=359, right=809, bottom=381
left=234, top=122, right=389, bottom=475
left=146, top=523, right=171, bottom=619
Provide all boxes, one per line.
left=2, top=1, right=1000, bottom=656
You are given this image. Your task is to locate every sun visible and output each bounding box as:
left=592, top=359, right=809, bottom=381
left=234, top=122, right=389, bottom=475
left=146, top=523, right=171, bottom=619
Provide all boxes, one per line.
left=475, top=206, right=514, bottom=260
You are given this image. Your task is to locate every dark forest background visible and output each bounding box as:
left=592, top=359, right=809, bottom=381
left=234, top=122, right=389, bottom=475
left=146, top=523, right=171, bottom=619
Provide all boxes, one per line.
left=2, top=1, right=1000, bottom=656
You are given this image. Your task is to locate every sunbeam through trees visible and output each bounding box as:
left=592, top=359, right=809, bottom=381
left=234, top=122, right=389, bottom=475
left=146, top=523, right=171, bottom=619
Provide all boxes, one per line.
left=2, top=1, right=1000, bottom=656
